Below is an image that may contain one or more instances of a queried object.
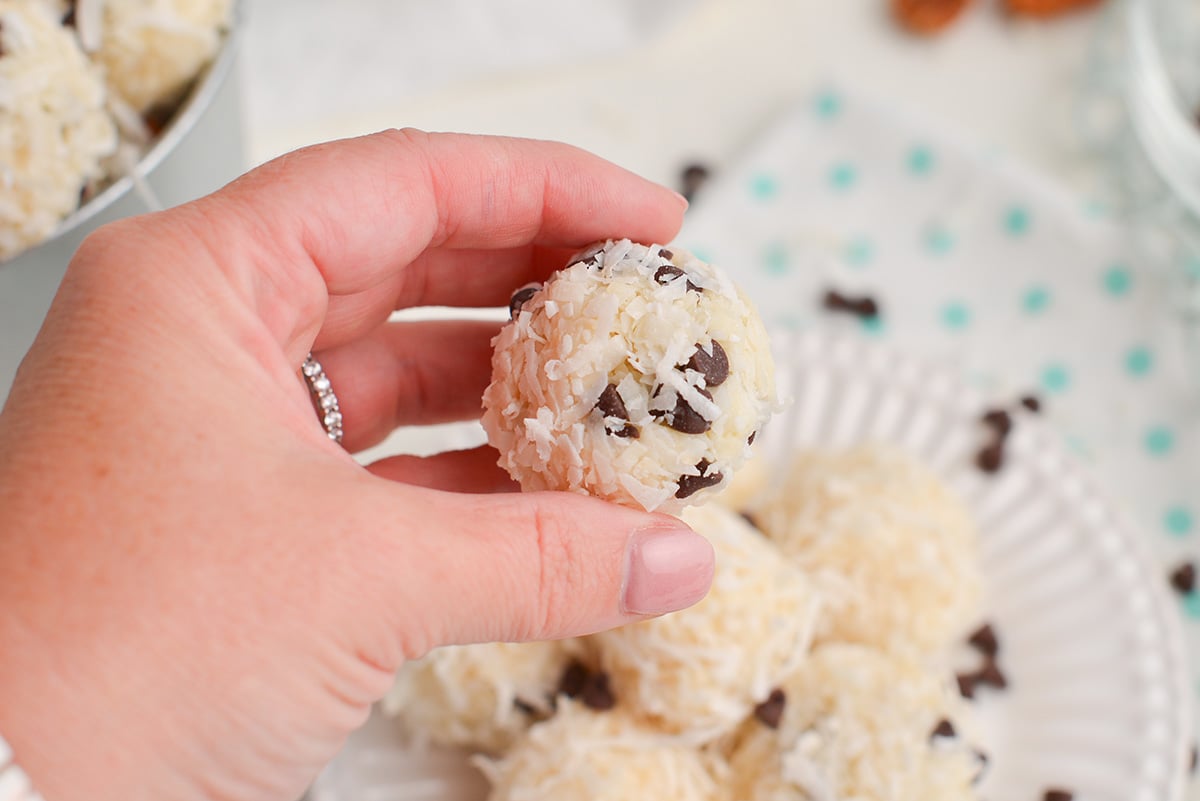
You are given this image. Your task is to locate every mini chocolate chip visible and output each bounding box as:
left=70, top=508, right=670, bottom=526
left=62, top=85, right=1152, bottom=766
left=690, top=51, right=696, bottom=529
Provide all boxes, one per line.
left=931, top=719, right=956, bottom=739
left=753, top=689, right=787, bottom=729
left=1190, top=743, right=1197, bottom=773
left=822, top=289, right=880, bottom=319
left=981, top=409, right=1013, bottom=437
left=684, top=341, right=729, bottom=387
left=508, top=285, right=540, bottom=318
left=1020, top=394, right=1042, bottom=412
left=967, top=623, right=999, bottom=657
left=658, top=248, right=674, bottom=260
left=654, top=264, right=702, bottom=293
left=513, top=697, right=538, bottom=716
left=593, top=385, right=639, bottom=438
left=956, top=672, right=977, bottom=699
left=580, top=672, right=616, bottom=711
left=975, top=441, right=1005, bottom=474
left=676, top=459, right=724, bottom=499
left=1170, top=562, right=1195, bottom=595
left=595, top=384, right=629, bottom=420
left=1043, top=790, right=1073, bottom=801
left=976, top=659, right=1007, bottom=690
left=651, top=387, right=713, bottom=434
left=558, top=661, right=588, bottom=698
left=679, top=163, right=711, bottom=203
left=747, top=430, right=756, bottom=445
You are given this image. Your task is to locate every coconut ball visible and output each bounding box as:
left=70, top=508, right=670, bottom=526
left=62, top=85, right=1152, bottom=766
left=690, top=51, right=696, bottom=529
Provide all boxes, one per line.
left=79, top=0, right=233, bottom=113
left=589, top=504, right=820, bottom=741
left=751, top=445, right=980, bottom=655
left=0, top=0, right=116, bottom=259
left=482, top=239, right=776, bottom=513
left=477, top=703, right=727, bottom=801
left=383, top=640, right=580, bottom=755
left=729, top=644, right=982, bottom=801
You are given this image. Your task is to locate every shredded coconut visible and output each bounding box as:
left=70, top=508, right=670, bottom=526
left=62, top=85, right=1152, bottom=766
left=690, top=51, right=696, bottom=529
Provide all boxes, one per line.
left=482, top=240, right=777, bottom=512
left=590, top=505, right=821, bottom=741
left=749, top=445, right=981, bottom=656
left=383, top=640, right=580, bottom=755
left=728, top=644, right=980, bottom=801
left=476, top=703, right=727, bottom=801
left=0, top=1, right=115, bottom=259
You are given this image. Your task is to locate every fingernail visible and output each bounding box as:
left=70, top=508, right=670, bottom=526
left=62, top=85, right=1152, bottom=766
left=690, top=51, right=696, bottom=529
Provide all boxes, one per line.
left=621, top=525, right=713, bottom=616
left=671, top=190, right=690, bottom=209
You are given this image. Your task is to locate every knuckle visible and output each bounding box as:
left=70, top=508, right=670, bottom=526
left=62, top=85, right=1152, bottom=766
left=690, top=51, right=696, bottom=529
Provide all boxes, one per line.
left=524, top=502, right=586, bottom=640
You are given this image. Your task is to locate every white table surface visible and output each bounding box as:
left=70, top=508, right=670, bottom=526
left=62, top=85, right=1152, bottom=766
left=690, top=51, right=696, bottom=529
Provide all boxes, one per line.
left=241, top=0, right=1104, bottom=194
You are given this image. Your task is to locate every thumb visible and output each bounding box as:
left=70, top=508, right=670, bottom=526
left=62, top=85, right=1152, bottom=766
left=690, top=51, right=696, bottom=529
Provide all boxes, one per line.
left=351, top=481, right=714, bottom=658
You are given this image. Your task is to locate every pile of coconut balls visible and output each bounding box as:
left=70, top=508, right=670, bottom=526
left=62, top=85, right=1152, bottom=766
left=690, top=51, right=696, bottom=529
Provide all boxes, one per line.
left=0, top=0, right=233, bottom=260
left=385, top=242, right=988, bottom=801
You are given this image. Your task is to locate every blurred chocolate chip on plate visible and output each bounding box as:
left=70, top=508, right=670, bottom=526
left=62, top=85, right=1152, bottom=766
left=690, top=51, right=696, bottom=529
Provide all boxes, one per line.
left=967, top=623, right=999, bottom=657
left=679, top=162, right=711, bottom=203
left=931, top=718, right=956, bottom=739
left=1043, top=789, right=1073, bottom=801
left=956, top=672, right=978, bottom=700
left=976, top=659, right=1008, bottom=690
left=1170, top=562, right=1195, bottom=595
left=753, top=688, right=786, bottom=729
left=1020, top=394, right=1042, bottom=412
left=981, top=409, right=1013, bottom=437
left=975, top=441, right=1005, bottom=474
left=822, top=288, right=880, bottom=319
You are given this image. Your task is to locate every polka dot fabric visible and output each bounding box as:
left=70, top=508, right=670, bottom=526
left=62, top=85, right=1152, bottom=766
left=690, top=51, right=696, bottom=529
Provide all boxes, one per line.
left=678, top=85, right=1199, bottom=790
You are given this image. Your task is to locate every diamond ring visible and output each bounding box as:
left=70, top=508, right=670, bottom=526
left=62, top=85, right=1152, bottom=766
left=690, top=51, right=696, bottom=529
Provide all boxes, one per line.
left=301, top=353, right=344, bottom=445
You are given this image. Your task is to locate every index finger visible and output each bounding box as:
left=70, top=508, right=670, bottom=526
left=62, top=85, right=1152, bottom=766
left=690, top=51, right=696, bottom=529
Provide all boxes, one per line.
left=178, top=129, right=688, bottom=356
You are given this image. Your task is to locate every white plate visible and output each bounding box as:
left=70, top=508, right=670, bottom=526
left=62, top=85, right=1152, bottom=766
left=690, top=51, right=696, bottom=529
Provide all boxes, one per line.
left=311, top=329, right=1192, bottom=801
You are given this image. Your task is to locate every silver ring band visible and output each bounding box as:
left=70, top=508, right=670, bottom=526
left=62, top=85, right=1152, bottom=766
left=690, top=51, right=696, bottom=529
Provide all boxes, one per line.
left=301, top=353, right=344, bottom=444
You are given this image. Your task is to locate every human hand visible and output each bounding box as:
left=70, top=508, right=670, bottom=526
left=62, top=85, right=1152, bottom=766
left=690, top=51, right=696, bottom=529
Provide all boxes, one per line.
left=0, top=131, right=714, bottom=800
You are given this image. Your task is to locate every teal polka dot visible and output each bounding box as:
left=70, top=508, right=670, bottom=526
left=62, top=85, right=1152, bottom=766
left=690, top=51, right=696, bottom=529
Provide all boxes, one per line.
left=859, top=315, right=885, bottom=337
left=828, top=163, right=858, bottom=191
left=1144, top=426, right=1175, bottom=456
left=1125, top=346, right=1154, bottom=376
left=843, top=236, right=874, bottom=268
left=1165, top=506, right=1194, bottom=537
left=1083, top=199, right=1110, bottom=219
left=940, top=302, right=971, bottom=331
left=1184, top=592, right=1200, bottom=621
left=814, top=90, right=842, bottom=119
left=1184, top=256, right=1200, bottom=280
left=1103, top=265, right=1133, bottom=296
left=1040, top=363, right=1071, bottom=394
left=1022, top=285, right=1051, bottom=315
left=924, top=225, right=955, bottom=256
left=1004, top=206, right=1032, bottom=236
left=762, top=242, right=789, bottom=276
left=688, top=247, right=712, bottom=264
left=907, top=145, right=935, bottom=176
left=749, top=173, right=779, bottom=200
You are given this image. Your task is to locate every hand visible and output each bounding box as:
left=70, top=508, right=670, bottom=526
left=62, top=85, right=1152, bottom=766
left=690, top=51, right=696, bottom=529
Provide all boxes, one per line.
left=0, top=131, right=714, bottom=801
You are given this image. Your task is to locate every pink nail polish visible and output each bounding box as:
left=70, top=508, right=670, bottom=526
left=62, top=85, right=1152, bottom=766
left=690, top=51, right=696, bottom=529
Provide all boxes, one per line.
left=621, top=526, right=714, bottom=616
